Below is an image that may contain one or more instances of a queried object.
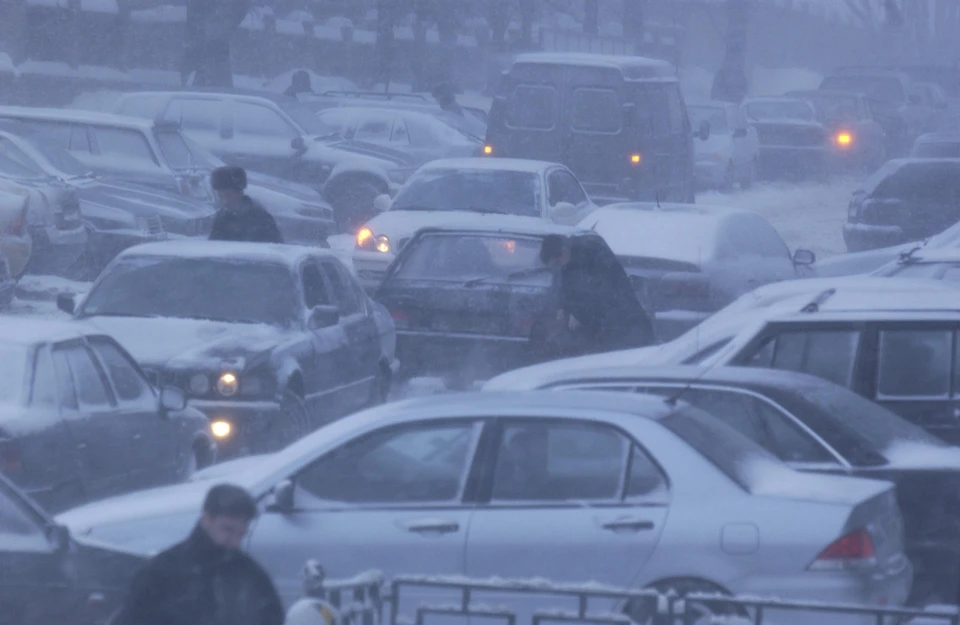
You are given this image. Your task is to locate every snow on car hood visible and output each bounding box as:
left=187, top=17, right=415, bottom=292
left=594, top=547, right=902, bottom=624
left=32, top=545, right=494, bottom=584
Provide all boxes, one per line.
left=813, top=242, right=917, bottom=277
left=484, top=345, right=662, bottom=391
left=80, top=316, right=295, bottom=370
left=883, top=441, right=960, bottom=469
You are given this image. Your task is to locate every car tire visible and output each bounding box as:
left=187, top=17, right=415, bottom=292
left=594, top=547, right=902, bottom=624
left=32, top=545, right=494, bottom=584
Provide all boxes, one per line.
left=326, top=177, right=384, bottom=234
left=261, top=389, right=311, bottom=453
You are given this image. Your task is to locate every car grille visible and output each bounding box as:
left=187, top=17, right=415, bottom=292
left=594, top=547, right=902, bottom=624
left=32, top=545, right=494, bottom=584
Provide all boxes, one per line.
left=143, top=214, right=166, bottom=237
left=757, top=126, right=825, bottom=147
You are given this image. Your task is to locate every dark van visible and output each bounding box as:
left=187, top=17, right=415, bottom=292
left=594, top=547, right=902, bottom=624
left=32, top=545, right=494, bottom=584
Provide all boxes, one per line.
left=485, top=53, right=703, bottom=204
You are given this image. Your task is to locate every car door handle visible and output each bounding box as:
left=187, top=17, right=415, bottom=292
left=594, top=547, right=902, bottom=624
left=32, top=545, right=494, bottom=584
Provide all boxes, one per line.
left=401, top=519, right=460, bottom=535
left=600, top=518, right=655, bottom=533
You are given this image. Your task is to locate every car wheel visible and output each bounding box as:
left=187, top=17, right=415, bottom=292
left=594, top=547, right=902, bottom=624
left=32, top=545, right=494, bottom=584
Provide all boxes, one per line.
left=327, top=178, right=383, bottom=234
left=740, top=159, right=757, bottom=189
left=261, top=389, right=311, bottom=453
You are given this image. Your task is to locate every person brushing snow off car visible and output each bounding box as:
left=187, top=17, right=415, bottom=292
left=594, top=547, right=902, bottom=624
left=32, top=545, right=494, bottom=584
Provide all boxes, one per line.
left=209, top=166, right=284, bottom=243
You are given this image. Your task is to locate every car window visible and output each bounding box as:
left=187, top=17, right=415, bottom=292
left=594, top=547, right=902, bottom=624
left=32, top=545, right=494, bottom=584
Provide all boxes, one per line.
left=631, top=85, right=672, bottom=138
left=321, top=260, right=361, bottom=316
left=353, top=116, right=394, bottom=144
left=744, top=329, right=861, bottom=388
left=680, top=338, right=732, bottom=365
left=62, top=345, right=113, bottom=409
left=15, top=121, right=90, bottom=153
left=233, top=102, right=298, bottom=140
left=155, top=131, right=195, bottom=169
left=166, top=99, right=222, bottom=131
left=89, top=339, right=154, bottom=407
left=92, top=128, right=161, bottom=169
left=547, top=170, right=588, bottom=206
left=878, top=330, right=952, bottom=397
left=571, top=88, right=621, bottom=133
left=507, top=85, right=558, bottom=130
left=491, top=422, right=628, bottom=501
left=301, top=262, right=331, bottom=309
left=391, top=116, right=410, bottom=145
left=0, top=488, right=44, bottom=540
left=624, top=444, right=669, bottom=500
left=51, top=348, right=78, bottom=410
left=30, top=346, right=58, bottom=408
left=721, top=216, right=790, bottom=259
left=295, top=421, right=478, bottom=504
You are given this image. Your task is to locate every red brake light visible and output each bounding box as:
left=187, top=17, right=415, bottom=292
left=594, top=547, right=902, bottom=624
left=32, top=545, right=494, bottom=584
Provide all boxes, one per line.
left=391, top=310, right=419, bottom=330
left=810, top=529, right=875, bottom=570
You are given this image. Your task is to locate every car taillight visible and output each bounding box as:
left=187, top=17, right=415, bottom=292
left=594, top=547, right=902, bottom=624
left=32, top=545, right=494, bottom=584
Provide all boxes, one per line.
left=660, top=274, right=710, bottom=298
left=809, top=529, right=875, bottom=570
left=391, top=310, right=419, bottom=330
left=0, top=440, right=21, bottom=473
left=5, top=201, right=27, bottom=236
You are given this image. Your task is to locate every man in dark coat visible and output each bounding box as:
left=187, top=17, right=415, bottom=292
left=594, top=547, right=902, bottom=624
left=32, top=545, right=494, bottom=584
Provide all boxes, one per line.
left=285, top=70, right=314, bottom=97
left=111, top=484, right=285, bottom=625
left=431, top=82, right=464, bottom=117
left=539, top=234, right=655, bottom=354
left=208, top=166, right=283, bottom=243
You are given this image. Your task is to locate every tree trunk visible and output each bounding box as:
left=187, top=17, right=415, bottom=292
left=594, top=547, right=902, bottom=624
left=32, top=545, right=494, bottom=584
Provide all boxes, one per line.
left=519, top=0, right=536, bottom=49
left=711, top=0, right=749, bottom=104
left=489, top=0, right=509, bottom=52
left=584, top=0, right=599, bottom=34
left=623, top=0, right=645, bottom=42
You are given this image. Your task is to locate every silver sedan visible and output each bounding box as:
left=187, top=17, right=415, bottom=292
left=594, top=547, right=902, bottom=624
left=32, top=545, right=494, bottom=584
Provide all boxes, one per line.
left=56, top=392, right=911, bottom=625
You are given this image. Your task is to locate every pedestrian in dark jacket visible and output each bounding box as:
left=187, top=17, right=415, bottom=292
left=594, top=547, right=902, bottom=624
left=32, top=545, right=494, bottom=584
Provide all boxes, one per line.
left=285, top=70, right=314, bottom=97
left=111, top=484, right=285, bottom=625
left=431, top=82, right=464, bottom=117
left=540, top=234, right=655, bottom=353
left=209, top=166, right=283, bottom=243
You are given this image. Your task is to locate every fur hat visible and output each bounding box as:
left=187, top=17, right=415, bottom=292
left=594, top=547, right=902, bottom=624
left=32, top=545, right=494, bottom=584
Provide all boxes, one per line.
left=210, top=165, right=247, bottom=192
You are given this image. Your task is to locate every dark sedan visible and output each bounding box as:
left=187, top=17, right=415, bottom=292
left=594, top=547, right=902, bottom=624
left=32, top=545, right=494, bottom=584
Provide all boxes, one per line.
left=59, top=241, right=397, bottom=457
left=511, top=365, right=960, bottom=606
left=741, top=97, right=830, bottom=179
left=0, top=318, right=214, bottom=514
left=844, top=158, right=960, bottom=251
left=786, top=89, right=888, bottom=170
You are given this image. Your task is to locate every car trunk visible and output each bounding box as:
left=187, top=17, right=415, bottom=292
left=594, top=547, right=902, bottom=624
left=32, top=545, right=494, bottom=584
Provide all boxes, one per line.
left=619, top=256, right=712, bottom=314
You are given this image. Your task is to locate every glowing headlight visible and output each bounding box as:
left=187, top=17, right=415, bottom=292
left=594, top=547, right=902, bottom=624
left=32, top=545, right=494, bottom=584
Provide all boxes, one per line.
left=375, top=235, right=390, bottom=253
left=216, top=372, right=239, bottom=397
left=211, top=420, right=232, bottom=439
left=189, top=373, right=210, bottom=395
left=357, top=227, right=375, bottom=250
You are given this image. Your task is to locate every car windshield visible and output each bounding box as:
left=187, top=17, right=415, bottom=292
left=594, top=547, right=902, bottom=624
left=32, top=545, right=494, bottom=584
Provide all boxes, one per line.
left=887, top=263, right=951, bottom=279
left=391, top=169, right=540, bottom=216
left=0, top=344, right=28, bottom=406
left=743, top=101, right=816, bottom=122
left=80, top=256, right=300, bottom=327
left=687, top=106, right=728, bottom=133
left=802, top=95, right=861, bottom=122
left=155, top=130, right=220, bottom=169
left=394, top=233, right=550, bottom=285
left=22, top=137, right=89, bottom=176
left=821, top=76, right=906, bottom=104
left=912, top=142, right=960, bottom=158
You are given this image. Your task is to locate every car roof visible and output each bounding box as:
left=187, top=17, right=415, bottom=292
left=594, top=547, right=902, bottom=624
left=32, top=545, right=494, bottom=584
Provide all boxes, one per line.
left=115, top=241, right=339, bottom=266
left=0, top=105, right=155, bottom=131
left=415, top=214, right=586, bottom=237
left=0, top=318, right=94, bottom=346
left=895, top=248, right=960, bottom=264
left=763, top=286, right=960, bottom=321
left=418, top=158, right=558, bottom=174
left=511, top=53, right=676, bottom=80
left=120, top=88, right=291, bottom=105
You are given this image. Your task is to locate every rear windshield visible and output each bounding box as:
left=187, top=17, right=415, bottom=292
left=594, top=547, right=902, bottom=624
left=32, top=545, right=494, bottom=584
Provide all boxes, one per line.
left=392, top=169, right=540, bottom=217
left=912, top=142, right=960, bottom=158
left=394, top=233, right=550, bottom=285
left=821, top=76, right=905, bottom=104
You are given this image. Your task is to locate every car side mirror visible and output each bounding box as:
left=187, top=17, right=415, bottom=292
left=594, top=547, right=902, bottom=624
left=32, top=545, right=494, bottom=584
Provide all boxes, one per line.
left=308, top=305, right=340, bottom=330
left=733, top=127, right=748, bottom=138
left=46, top=524, right=70, bottom=553
left=159, top=386, right=187, bottom=414
left=373, top=194, right=392, bottom=212
left=291, top=136, right=307, bottom=153
left=268, top=479, right=295, bottom=513
left=56, top=293, right=76, bottom=315
left=698, top=120, right=711, bottom=141
left=793, top=248, right=816, bottom=266
left=550, top=201, right=578, bottom=223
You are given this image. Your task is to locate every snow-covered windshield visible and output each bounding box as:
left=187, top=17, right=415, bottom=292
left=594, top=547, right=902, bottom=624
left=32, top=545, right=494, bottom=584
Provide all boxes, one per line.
left=0, top=345, right=27, bottom=406
left=391, top=169, right=540, bottom=216
left=820, top=75, right=906, bottom=104
left=743, top=101, right=816, bottom=122
left=81, top=257, right=300, bottom=327
left=395, top=233, right=549, bottom=284
left=687, top=106, right=728, bottom=133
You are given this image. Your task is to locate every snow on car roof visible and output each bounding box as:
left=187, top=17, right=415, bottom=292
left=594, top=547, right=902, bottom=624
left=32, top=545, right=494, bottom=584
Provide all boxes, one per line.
left=0, top=105, right=155, bottom=131
left=116, top=241, right=338, bottom=266
left=891, top=248, right=960, bottom=263
left=0, top=318, right=92, bottom=346
left=418, top=158, right=558, bottom=174
left=512, top=53, right=676, bottom=80
left=774, top=287, right=960, bottom=318
left=420, top=213, right=584, bottom=237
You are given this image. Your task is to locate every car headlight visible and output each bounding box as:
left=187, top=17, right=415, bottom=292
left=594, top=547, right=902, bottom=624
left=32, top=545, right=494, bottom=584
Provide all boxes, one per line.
left=375, top=235, right=390, bottom=253
left=216, top=372, right=239, bottom=397
left=210, top=420, right=233, bottom=439
left=189, top=373, right=210, bottom=395
left=357, top=227, right=375, bottom=250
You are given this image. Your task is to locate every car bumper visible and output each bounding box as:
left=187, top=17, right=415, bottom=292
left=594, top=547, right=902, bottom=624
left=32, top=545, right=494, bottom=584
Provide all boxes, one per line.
left=189, top=399, right=282, bottom=459
left=28, top=224, right=86, bottom=273
left=843, top=223, right=905, bottom=252
left=397, top=331, right=531, bottom=381
left=354, top=250, right=395, bottom=290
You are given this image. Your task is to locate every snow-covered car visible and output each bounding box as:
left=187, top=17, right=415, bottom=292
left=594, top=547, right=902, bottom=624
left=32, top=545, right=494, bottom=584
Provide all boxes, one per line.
left=86, top=89, right=418, bottom=232
left=57, top=241, right=397, bottom=457
left=844, top=158, right=960, bottom=252
left=741, top=97, right=830, bottom=179
left=686, top=101, right=759, bottom=189
left=0, top=188, right=32, bottom=287
left=354, top=158, right=597, bottom=289
left=56, top=391, right=912, bottom=622
left=786, top=90, right=888, bottom=170
left=871, top=248, right=960, bottom=282
left=578, top=202, right=815, bottom=340
left=0, top=319, right=214, bottom=513
left=261, top=68, right=359, bottom=96
left=506, top=365, right=960, bottom=605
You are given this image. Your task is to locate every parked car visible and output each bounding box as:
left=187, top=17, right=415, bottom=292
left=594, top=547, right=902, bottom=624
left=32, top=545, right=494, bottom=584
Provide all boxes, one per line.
left=376, top=218, right=613, bottom=387
left=740, top=96, right=829, bottom=179
left=0, top=132, right=85, bottom=275
left=261, top=68, right=359, bottom=96
left=871, top=248, right=960, bottom=282
left=0, top=318, right=214, bottom=513
left=57, top=391, right=912, bottom=623
left=844, top=158, right=960, bottom=252
left=578, top=202, right=816, bottom=340
left=497, top=365, right=960, bottom=604
left=58, top=241, right=397, bottom=457
left=785, top=90, right=888, bottom=170
left=0, top=472, right=146, bottom=625
left=0, top=128, right=215, bottom=278
left=87, top=89, right=417, bottom=232
left=686, top=101, right=759, bottom=190
left=354, top=158, right=597, bottom=289
left=486, top=53, right=702, bottom=204
left=0, top=187, right=32, bottom=284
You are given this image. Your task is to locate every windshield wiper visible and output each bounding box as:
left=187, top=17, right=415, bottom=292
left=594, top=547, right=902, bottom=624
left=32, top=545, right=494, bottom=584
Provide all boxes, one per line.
left=463, top=266, right=551, bottom=288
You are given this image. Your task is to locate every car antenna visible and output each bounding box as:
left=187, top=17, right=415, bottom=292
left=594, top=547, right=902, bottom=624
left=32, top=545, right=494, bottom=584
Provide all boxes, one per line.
left=801, top=288, right=836, bottom=313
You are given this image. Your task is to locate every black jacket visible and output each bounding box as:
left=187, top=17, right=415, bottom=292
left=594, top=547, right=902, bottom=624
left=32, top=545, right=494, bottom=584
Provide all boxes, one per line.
left=112, top=525, right=284, bottom=625
left=209, top=196, right=283, bottom=243
left=557, top=238, right=655, bottom=350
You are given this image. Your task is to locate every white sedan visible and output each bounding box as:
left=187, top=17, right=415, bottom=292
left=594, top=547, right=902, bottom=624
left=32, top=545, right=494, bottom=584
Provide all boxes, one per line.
left=57, top=391, right=910, bottom=625
left=687, top=101, right=760, bottom=190
left=353, top=158, right=597, bottom=288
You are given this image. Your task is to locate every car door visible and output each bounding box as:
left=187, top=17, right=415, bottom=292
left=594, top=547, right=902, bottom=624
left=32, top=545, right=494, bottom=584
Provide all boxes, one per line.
left=226, top=100, right=303, bottom=179
left=50, top=341, right=131, bottom=499
left=465, top=418, right=669, bottom=616
left=487, top=70, right=564, bottom=162
left=320, top=258, right=380, bottom=410
left=564, top=84, right=625, bottom=193
left=86, top=337, right=174, bottom=486
left=247, top=418, right=483, bottom=605
left=545, top=168, right=593, bottom=224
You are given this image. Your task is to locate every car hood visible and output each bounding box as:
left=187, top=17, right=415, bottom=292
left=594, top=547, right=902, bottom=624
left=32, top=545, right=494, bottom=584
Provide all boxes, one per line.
left=78, top=316, right=295, bottom=370
left=318, top=137, right=415, bottom=168
left=74, top=179, right=215, bottom=220
left=814, top=242, right=917, bottom=277
left=484, top=345, right=664, bottom=391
